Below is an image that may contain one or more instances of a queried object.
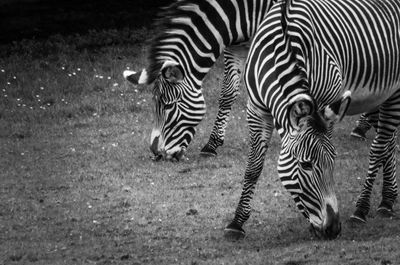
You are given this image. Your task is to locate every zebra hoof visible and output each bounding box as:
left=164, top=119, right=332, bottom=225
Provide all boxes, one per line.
left=200, top=145, right=217, bottom=157
left=377, top=207, right=396, bottom=218
left=224, top=223, right=245, bottom=240
left=350, top=127, right=367, bottom=140
left=349, top=209, right=367, bottom=224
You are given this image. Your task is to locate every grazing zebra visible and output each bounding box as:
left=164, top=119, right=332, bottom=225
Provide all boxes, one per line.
left=225, top=0, right=400, bottom=239
left=124, top=0, right=274, bottom=159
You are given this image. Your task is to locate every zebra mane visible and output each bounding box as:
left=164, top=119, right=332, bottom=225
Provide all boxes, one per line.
left=146, top=0, right=201, bottom=84
left=279, top=0, right=308, bottom=98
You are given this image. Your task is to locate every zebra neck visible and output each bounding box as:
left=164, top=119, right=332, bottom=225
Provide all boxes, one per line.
left=148, top=0, right=273, bottom=87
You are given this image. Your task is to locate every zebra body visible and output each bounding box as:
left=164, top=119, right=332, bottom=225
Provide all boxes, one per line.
left=226, top=0, right=400, bottom=239
left=124, top=0, right=273, bottom=159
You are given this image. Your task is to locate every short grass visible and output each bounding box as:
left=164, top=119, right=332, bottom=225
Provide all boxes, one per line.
left=1, top=29, right=400, bottom=265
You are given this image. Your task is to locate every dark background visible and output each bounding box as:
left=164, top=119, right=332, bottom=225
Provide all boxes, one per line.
left=0, top=0, right=173, bottom=44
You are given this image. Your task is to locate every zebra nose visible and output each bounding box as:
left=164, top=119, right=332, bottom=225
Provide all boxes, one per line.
left=313, top=204, right=340, bottom=240
left=323, top=204, right=341, bottom=239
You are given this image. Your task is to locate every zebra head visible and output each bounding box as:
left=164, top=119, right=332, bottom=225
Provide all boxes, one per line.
left=124, top=60, right=206, bottom=161
left=278, top=92, right=351, bottom=239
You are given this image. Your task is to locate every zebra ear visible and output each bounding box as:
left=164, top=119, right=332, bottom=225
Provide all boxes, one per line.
left=287, top=94, right=315, bottom=131
left=161, top=61, right=184, bottom=83
left=323, top=91, right=351, bottom=123
left=123, top=69, right=148, bottom=85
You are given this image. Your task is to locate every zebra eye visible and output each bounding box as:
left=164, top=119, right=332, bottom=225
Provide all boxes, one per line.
left=299, top=161, right=313, bottom=171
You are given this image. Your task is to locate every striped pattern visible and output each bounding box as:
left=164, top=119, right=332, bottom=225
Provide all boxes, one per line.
left=145, top=0, right=273, bottom=158
left=227, top=0, right=400, bottom=238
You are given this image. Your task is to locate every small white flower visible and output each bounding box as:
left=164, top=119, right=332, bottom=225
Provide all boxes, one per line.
left=40, top=86, right=44, bottom=90
left=61, top=66, right=65, bottom=70
left=68, top=74, right=72, bottom=77
left=107, top=76, right=111, bottom=80
left=77, top=68, right=81, bottom=71
left=1, top=69, right=4, bottom=72
left=113, top=83, right=118, bottom=87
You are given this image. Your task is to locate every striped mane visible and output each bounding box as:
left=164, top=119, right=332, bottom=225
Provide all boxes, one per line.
left=278, top=0, right=309, bottom=98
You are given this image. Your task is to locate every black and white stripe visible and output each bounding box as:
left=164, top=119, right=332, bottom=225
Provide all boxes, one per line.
left=125, top=0, right=274, bottom=159
left=226, top=0, right=400, bottom=239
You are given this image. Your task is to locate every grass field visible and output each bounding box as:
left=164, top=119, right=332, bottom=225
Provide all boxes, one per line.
left=1, top=29, right=400, bottom=265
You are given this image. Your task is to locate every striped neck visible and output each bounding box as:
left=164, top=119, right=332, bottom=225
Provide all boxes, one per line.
left=147, top=0, right=273, bottom=88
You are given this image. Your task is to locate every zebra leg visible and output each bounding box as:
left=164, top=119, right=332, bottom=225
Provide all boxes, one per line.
left=351, top=101, right=400, bottom=223
left=377, top=131, right=398, bottom=218
left=224, top=104, right=273, bottom=239
left=200, top=49, right=242, bottom=156
left=351, top=136, right=388, bottom=223
left=350, top=110, right=379, bottom=140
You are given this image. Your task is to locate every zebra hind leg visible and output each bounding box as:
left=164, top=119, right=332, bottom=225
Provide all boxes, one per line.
left=377, top=131, right=398, bottom=218
left=350, top=139, right=385, bottom=224
left=200, top=49, right=242, bottom=157
left=351, top=100, right=400, bottom=223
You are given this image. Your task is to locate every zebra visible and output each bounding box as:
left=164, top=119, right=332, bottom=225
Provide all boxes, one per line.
left=124, top=0, right=371, bottom=161
left=225, top=0, right=400, bottom=239
left=124, top=0, right=274, bottom=160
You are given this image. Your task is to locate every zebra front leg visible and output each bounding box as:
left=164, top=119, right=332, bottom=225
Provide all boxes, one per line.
left=201, top=50, right=242, bottom=156
left=377, top=132, right=398, bottom=218
left=224, top=106, right=273, bottom=239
